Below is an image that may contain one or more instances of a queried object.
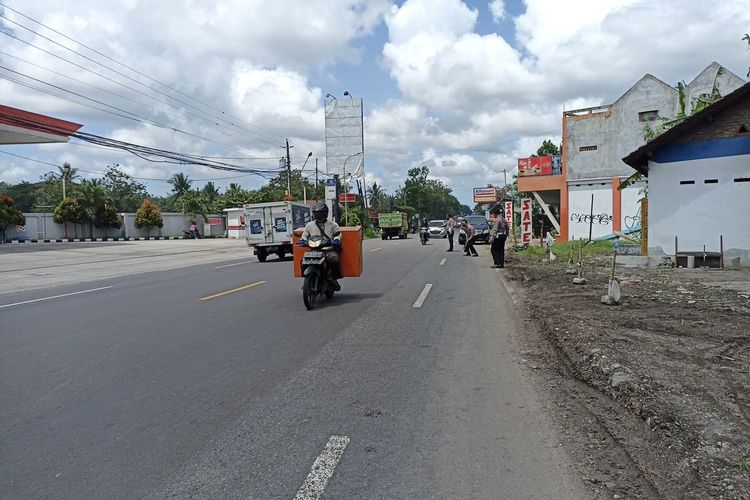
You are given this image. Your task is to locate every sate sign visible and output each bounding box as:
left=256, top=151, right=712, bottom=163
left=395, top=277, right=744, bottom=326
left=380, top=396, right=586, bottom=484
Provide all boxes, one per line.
left=518, top=156, right=553, bottom=176
left=338, top=193, right=356, bottom=202
left=504, top=201, right=513, bottom=226
left=473, top=187, right=498, bottom=203
left=521, top=198, right=532, bottom=244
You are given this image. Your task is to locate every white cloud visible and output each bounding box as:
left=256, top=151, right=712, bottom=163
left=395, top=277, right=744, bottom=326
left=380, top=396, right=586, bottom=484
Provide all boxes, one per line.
left=489, top=0, right=506, bottom=23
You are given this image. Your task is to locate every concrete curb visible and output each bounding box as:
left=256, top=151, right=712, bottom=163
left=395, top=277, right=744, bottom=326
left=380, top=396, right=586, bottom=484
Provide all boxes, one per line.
left=3, top=236, right=226, bottom=244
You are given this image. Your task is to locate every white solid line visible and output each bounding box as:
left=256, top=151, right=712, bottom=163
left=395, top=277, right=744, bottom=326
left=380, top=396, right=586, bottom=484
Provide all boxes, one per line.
left=214, top=261, right=251, bottom=269
left=294, top=435, right=350, bottom=500
left=439, top=258, right=446, bottom=266
left=412, top=283, right=433, bottom=308
left=0, top=286, right=114, bottom=310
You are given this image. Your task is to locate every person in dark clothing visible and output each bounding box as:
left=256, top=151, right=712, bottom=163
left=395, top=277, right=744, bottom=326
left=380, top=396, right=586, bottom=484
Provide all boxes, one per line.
left=490, top=209, right=508, bottom=268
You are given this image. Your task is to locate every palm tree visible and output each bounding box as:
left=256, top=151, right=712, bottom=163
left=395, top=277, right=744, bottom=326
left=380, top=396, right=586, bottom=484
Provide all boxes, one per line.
left=168, top=173, right=192, bottom=198
left=367, top=181, right=386, bottom=210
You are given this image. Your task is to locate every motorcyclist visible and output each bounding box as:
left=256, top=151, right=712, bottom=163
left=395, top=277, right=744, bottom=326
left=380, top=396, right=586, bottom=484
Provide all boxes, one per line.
left=299, top=203, right=342, bottom=290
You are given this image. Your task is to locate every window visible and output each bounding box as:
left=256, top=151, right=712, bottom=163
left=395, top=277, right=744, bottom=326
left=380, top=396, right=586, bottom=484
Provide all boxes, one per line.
left=679, top=180, right=695, bottom=185
left=704, top=179, right=718, bottom=184
left=579, top=145, right=597, bottom=152
left=639, top=110, right=659, bottom=122
left=735, top=177, right=750, bottom=183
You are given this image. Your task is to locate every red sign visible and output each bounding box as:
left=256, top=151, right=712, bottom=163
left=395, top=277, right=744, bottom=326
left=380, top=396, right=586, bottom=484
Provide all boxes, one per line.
left=521, top=198, right=532, bottom=244
left=206, top=217, right=222, bottom=225
left=338, top=193, right=356, bottom=202
left=504, top=201, right=513, bottom=226
left=518, top=156, right=553, bottom=177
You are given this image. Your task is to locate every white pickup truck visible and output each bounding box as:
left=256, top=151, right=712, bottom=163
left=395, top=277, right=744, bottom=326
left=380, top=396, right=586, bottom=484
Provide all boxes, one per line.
left=243, top=201, right=311, bottom=261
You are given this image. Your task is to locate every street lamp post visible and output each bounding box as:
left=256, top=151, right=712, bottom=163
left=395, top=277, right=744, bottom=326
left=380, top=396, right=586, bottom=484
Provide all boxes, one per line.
left=299, top=152, right=313, bottom=201
left=342, top=152, right=362, bottom=225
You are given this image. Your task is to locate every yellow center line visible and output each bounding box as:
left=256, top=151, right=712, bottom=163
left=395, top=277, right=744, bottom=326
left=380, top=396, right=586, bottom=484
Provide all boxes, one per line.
left=199, top=281, right=267, bottom=301
left=369, top=247, right=383, bottom=252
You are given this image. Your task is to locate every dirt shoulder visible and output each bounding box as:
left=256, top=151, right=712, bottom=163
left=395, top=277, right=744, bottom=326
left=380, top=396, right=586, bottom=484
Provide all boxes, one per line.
left=504, top=253, right=750, bottom=499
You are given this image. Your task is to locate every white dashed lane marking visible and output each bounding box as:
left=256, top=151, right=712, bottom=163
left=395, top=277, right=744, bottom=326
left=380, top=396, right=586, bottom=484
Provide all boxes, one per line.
left=294, top=435, right=350, bottom=500
left=439, top=258, right=446, bottom=266
left=412, top=284, right=433, bottom=308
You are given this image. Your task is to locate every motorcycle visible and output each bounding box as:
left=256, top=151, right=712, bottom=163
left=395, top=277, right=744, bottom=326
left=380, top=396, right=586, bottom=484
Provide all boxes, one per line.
left=419, top=227, right=430, bottom=245
left=300, top=235, right=337, bottom=310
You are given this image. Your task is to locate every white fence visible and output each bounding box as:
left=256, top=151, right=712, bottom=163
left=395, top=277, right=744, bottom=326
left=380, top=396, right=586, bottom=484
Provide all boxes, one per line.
left=2, top=212, right=227, bottom=242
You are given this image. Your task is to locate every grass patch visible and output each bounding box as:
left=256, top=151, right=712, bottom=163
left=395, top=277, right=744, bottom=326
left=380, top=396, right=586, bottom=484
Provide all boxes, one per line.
left=512, top=239, right=614, bottom=260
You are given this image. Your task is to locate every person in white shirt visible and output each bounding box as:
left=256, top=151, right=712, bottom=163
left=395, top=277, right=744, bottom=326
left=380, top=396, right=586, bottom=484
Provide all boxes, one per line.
left=442, top=214, right=455, bottom=252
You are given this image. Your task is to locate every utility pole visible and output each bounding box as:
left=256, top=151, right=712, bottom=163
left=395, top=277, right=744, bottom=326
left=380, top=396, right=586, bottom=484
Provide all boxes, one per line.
left=314, top=158, right=319, bottom=203
left=285, top=139, right=292, bottom=197
left=503, top=169, right=507, bottom=187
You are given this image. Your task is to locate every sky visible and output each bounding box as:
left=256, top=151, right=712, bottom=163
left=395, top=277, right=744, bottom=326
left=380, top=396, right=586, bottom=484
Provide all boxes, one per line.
left=0, top=0, right=748, bottom=206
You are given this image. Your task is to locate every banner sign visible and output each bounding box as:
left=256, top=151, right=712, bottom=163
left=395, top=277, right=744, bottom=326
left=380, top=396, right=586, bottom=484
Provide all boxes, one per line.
left=504, top=201, right=513, bottom=226
left=338, top=193, right=356, bottom=202
left=521, top=198, right=532, bottom=244
left=473, top=187, right=498, bottom=203
left=518, top=156, right=553, bottom=176
left=206, top=217, right=222, bottom=225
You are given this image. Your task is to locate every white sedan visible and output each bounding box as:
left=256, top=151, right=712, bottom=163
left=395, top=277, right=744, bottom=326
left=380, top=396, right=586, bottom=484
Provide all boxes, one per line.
left=428, top=220, right=446, bottom=238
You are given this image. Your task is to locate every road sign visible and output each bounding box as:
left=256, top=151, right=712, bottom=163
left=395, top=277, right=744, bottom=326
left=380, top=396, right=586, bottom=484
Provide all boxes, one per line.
left=481, top=204, right=490, bottom=211
left=473, top=187, right=498, bottom=203
left=338, top=193, right=356, bottom=203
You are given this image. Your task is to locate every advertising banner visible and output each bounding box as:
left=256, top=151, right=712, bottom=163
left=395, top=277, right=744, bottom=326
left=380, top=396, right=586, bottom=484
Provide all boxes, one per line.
left=473, top=187, right=498, bottom=203
left=338, top=193, right=356, bottom=203
left=518, top=156, right=553, bottom=176
left=521, top=198, right=532, bottom=244
left=504, top=201, right=513, bottom=226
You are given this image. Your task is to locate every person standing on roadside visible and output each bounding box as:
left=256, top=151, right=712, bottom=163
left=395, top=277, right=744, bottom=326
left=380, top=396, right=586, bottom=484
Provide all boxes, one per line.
left=491, top=208, right=508, bottom=268
left=442, top=214, right=455, bottom=252
left=463, top=219, right=478, bottom=256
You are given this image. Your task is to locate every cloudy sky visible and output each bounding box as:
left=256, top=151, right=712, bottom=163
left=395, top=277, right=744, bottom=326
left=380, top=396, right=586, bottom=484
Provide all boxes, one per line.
left=1, top=0, right=748, bottom=205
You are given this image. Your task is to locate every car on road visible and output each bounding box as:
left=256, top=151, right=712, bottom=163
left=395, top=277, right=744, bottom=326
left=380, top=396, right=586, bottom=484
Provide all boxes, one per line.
left=464, top=215, right=490, bottom=244
left=427, top=220, right=446, bottom=238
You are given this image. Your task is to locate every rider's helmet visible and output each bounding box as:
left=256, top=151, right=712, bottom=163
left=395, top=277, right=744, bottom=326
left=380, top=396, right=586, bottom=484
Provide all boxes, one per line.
left=312, top=202, right=329, bottom=222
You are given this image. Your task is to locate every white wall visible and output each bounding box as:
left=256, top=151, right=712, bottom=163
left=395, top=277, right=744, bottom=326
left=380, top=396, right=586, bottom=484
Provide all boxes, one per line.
left=3, top=213, right=226, bottom=241
left=648, top=154, right=750, bottom=264
left=224, top=208, right=245, bottom=239
left=567, top=182, right=613, bottom=240
left=620, top=181, right=646, bottom=232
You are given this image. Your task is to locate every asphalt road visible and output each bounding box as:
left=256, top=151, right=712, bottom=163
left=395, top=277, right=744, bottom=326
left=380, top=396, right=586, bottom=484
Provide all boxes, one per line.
left=0, top=237, right=588, bottom=499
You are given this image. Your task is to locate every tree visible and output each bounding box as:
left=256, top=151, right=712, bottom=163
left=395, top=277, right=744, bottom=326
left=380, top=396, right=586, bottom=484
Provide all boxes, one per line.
left=216, top=184, right=257, bottom=210
left=76, top=180, right=110, bottom=237
left=366, top=182, right=387, bottom=210
left=532, top=139, right=561, bottom=157
left=0, top=194, right=26, bottom=242
left=134, top=199, right=163, bottom=237
left=102, top=164, right=148, bottom=212
left=395, top=166, right=464, bottom=220
left=53, top=196, right=85, bottom=237
left=176, top=190, right=208, bottom=220
left=202, top=181, right=220, bottom=211
left=94, top=203, right=122, bottom=237
left=168, top=172, right=192, bottom=199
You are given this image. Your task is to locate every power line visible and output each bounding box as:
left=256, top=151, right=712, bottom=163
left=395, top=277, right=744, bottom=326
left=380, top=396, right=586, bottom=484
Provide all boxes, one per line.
left=0, top=9, right=286, bottom=148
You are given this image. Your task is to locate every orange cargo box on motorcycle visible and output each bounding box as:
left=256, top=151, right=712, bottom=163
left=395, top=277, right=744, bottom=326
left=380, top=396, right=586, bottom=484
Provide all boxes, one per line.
left=292, top=226, right=363, bottom=278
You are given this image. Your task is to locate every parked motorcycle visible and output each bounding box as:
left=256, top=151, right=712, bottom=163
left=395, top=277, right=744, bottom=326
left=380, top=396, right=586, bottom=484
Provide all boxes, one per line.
left=300, top=235, right=337, bottom=309
left=419, top=227, right=430, bottom=245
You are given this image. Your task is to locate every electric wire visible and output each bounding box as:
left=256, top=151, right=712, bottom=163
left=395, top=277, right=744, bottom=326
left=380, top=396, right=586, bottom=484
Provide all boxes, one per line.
left=0, top=2, right=287, bottom=146
left=0, top=13, right=286, bottom=149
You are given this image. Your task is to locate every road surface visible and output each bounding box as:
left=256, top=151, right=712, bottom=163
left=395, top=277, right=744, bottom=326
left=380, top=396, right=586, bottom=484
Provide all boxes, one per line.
left=0, top=238, right=588, bottom=499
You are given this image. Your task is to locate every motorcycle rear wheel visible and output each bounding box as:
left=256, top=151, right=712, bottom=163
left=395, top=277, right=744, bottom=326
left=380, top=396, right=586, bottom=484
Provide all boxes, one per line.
left=302, top=274, right=319, bottom=310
